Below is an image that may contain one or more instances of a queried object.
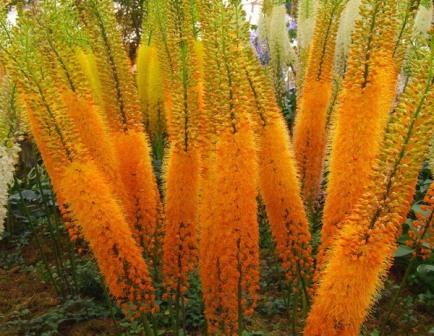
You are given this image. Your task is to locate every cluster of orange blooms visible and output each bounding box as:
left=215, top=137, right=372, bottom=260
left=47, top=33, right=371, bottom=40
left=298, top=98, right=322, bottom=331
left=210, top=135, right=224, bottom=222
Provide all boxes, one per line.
left=0, top=0, right=433, bottom=335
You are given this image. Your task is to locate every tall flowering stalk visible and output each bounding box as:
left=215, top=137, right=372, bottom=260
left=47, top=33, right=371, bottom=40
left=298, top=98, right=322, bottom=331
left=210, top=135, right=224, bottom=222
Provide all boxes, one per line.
left=293, top=0, right=349, bottom=206
left=318, top=0, right=400, bottom=269
left=147, top=1, right=202, bottom=316
left=305, top=35, right=434, bottom=336
left=79, top=0, right=162, bottom=258
left=197, top=1, right=260, bottom=333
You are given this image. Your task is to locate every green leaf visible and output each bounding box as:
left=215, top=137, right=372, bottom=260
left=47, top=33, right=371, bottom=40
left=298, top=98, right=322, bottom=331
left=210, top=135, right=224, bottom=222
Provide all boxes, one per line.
left=394, top=245, right=414, bottom=257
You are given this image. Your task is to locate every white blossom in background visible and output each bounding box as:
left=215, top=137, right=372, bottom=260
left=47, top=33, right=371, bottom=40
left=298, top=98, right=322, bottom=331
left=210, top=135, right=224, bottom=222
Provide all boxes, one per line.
left=257, top=3, right=297, bottom=91
left=0, top=76, right=23, bottom=238
left=258, top=4, right=297, bottom=67
left=334, top=0, right=361, bottom=72
left=413, top=1, right=433, bottom=36
left=296, top=0, right=318, bottom=87
left=296, top=0, right=317, bottom=53
left=242, top=0, right=262, bottom=25
left=0, top=143, right=20, bottom=237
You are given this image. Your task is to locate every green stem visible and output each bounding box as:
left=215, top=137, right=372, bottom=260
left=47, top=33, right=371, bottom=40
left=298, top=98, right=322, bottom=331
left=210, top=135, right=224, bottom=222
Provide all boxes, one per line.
left=141, top=312, right=155, bottom=336
left=291, top=289, right=298, bottom=336
left=102, top=282, right=119, bottom=329
left=378, top=257, right=415, bottom=336
left=35, top=167, right=71, bottom=295
left=174, top=285, right=181, bottom=336
left=15, top=177, right=63, bottom=298
left=181, top=294, right=187, bottom=336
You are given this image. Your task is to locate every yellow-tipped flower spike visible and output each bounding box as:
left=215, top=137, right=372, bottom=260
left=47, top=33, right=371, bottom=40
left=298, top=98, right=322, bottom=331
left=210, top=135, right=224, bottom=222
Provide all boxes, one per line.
left=0, top=16, right=88, bottom=240
left=76, top=48, right=104, bottom=108
left=305, top=35, right=434, bottom=336
left=318, top=0, right=399, bottom=270
left=206, top=123, right=259, bottom=335
left=293, top=0, right=349, bottom=206
left=136, top=43, right=165, bottom=139
left=78, top=0, right=143, bottom=133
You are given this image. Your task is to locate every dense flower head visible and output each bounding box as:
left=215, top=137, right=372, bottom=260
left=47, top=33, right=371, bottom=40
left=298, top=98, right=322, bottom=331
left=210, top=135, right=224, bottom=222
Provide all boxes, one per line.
left=113, top=131, right=162, bottom=259
left=60, top=161, right=156, bottom=314
left=201, top=124, right=259, bottom=335
left=162, top=148, right=200, bottom=296
left=61, top=91, right=126, bottom=201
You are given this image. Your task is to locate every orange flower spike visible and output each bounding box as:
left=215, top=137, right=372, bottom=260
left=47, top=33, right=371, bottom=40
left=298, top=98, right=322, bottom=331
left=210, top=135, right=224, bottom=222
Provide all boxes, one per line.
left=197, top=1, right=260, bottom=333
left=293, top=0, right=349, bottom=205
left=162, top=148, right=200, bottom=294
left=61, top=92, right=126, bottom=202
left=243, top=57, right=314, bottom=287
left=113, top=131, right=162, bottom=259
left=210, top=122, right=259, bottom=335
left=305, top=36, right=434, bottom=336
left=318, top=0, right=399, bottom=269
left=60, top=161, right=155, bottom=314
